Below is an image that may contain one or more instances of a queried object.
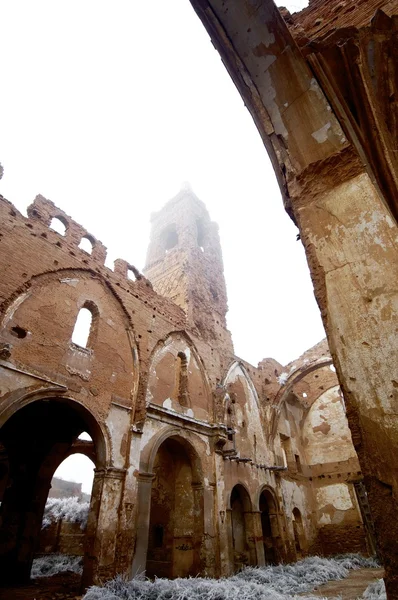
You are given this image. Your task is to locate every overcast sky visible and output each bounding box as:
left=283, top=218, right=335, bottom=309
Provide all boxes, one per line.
left=1, top=0, right=318, bottom=492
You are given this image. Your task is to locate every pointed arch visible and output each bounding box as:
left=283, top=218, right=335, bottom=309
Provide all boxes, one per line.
left=269, top=357, right=334, bottom=441
left=145, top=331, right=211, bottom=416
left=222, top=360, right=260, bottom=408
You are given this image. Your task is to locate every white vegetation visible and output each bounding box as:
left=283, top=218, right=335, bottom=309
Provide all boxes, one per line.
left=83, top=554, right=378, bottom=600
left=42, top=497, right=90, bottom=529
left=277, top=372, right=289, bottom=385
left=363, top=579, right=386, bottom=600
left=31, top=554, right=83, bottom=579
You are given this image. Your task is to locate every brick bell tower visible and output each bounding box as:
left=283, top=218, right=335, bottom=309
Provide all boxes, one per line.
left=144, top=184, right=233, bottom=350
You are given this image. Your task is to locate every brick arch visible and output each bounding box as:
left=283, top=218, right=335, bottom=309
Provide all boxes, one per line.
left=0, top=267, right=137, bottom=336
left=0, top=391, right=110, bottom=585
left=0, top=388, right=110, bottom=468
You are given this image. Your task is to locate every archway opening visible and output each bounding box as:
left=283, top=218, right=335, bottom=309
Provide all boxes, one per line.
left=35, top=453, right=95, bottom=579
left=0, top=398, right=102, bottom=586
left=292, top=507, right=306, bottom=559
left=146, top=436, right=203, bottom=579
left=259, top=489, right=279, bottom=564
left=230, top=484, right=253, bottom=571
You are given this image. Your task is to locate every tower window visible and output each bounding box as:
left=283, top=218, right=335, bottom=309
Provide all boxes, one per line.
left=162, top=225, right=178, bottom=252
left=196, top=218, right=205, bottom=251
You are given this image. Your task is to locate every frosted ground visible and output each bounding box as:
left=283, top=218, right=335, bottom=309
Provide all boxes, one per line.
left=81, top=555, right=385, bottom=600
left=33, top=500, right=386, bottom=600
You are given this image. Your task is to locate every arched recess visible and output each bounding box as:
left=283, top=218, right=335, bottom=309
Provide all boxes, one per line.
left=229, top=483, right=256, bottom=571
left=269, top=358, right=334, bottom=441
left=0, top=392, right=109, bottom=585
left=302, top=385, right=356, bottom=466
left=133, top=427, right=205, bottom=578
left=292, top=507, right=306, bottom=558
left=257, top=486, right=282, bottom=565
left=0, top=269, right=139, bottom=411
left=145, top=331, right=211, bottom=420
left=222, top=362, right=268, bottom=463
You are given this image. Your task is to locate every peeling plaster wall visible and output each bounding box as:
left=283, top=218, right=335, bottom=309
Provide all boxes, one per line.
left=303, top=386, right=356, bottom=465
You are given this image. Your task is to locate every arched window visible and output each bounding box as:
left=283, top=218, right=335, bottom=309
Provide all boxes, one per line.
left=196, top=219, right=205, bottom=252
left=78, top=236, right=94, bottom=254
left=71, top=303, right=98, bottom=349
left=161, top=224, right=178, bottom=253
left=49, top=216, right=67, bottom=236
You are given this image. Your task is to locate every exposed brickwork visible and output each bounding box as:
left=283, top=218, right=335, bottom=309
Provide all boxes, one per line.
left=0, top=190, right=370, bottom=588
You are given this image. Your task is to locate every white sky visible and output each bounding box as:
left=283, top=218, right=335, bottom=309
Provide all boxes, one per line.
left=1, top=0, right=319, bottom=492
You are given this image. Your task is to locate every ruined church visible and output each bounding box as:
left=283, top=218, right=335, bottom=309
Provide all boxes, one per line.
left=1, top=0, right=398, bottom=596
left=0, top=187, right=372, bottom=587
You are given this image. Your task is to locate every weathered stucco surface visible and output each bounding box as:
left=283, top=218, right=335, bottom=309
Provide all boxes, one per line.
left=188, top=0, right=398, bottom=596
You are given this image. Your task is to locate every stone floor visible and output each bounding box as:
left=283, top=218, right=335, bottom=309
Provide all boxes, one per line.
left=311, top=567, right=384, bottom=600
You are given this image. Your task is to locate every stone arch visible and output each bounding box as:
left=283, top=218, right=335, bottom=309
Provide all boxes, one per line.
left=223, top=361, right=260, bottom=408
left=292, top=507, right=306, bottom=558
left=222, top=361, right=268, bottom=463
left=226, top=480, right=252, bottom=511
left=0, top=269, right=139, bottom=412
left=258, top=485, right=282, bottom=564
left=229, top=483, right=256, bottom=571
left=0, top=388, right=110, bottom=468
left=133, top=427, right=205, bottom=578
left=139, top=425, right=204, bottom=484
left=269, top=357, right=334, bottom=441
left=0, top=391, right=110, bottom=585
left=255, top=484, right=278, bottom=513
left=302, top=385, right=356, bottom=466
left=0, top=267, right=137, bottom=340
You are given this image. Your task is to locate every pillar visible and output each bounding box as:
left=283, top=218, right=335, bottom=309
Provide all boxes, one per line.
left=130, top=472, right=155, bottom=577
left=82, top=467, right=125, bottom=586
left=252, top=510, right=265, bottom=566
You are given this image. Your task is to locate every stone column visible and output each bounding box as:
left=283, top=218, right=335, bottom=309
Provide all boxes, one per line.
left=225, top=508, right=235, bottom=573
left=243, top=510, right=257, bottom=566
left=192, top=482, right=210, bottom=576
left=214, top=453, right=231, bottom=577
left=82, top=467, right=125, bottom=586
left=252, top=510, right=265, bottom=566
left=130, top=472, right=155, bottom=577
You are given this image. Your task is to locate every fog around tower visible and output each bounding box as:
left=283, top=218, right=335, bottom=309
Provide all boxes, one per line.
left=0, top=0, right=318, bottom=372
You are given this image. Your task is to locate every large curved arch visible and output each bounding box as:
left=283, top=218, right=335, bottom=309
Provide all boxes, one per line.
left=269, top=357, right=333, bottom=440
left=222, top=360, right=260, bottom=408
left=1, top=267, right=136, bottom=334
left=0, top=392, right=110, bottom=584
left=133, top=426, right=205, bottom=578
left=139, top=425, right=204, bottom=484
left=147, top=330, right=211, bottom=392
left=0, top=387, right=110, bottom=468
left=144, top=331, right=211, bottom=419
